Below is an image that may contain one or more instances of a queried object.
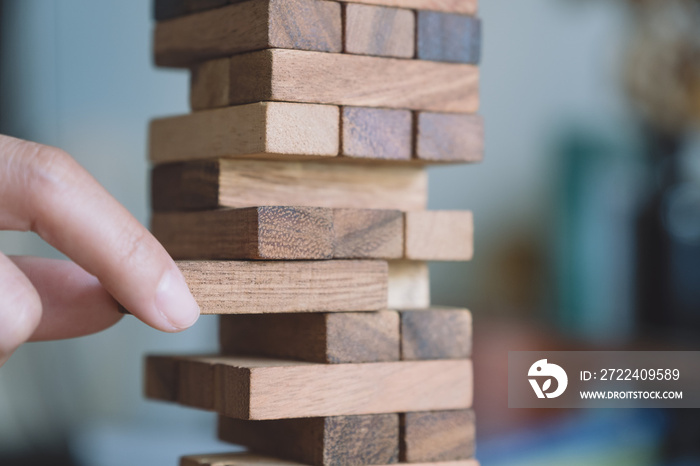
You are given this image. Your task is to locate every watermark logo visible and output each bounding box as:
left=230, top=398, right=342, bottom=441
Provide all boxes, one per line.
left=528, top=359, right=568, bottom=399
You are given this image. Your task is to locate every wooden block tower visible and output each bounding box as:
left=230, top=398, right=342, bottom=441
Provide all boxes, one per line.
left=145, top=1, right=482, bottom=465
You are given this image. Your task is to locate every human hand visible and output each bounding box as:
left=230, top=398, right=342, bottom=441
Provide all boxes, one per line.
left=0, top=135, right=200, bottom=367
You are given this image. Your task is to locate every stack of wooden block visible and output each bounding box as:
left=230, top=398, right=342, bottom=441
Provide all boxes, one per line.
left=144, top=1, right=482, bottom=465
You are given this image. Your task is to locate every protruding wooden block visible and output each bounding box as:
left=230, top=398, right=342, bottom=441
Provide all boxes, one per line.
left=219, top=311, right=400, bottom=363
left=218, top=415, right=399, bottom=465
left=333, top=208, right=404, bottom=259
left=178, top=260, right=388, bottom=314
left=144, top=355, right=179, bottom=402
left=202, top=49, right=478, bottom=113
left=146, top=356, right=473, bottom=419
left=190, top=58, right=230, bottom=110
left=400, top=411, right=476, bottom=462
left=400, top=308, right=472, bottom=360
left=325, top=0, right=478, bottom=16
left=151, top=160, right=428, bottom=212
left=155, top=0, right=342, bottom=67
left=416, top=113, right=483, bottom=162
left=417, top=12, right=481, bottom=64
left=344, top=4, right=414, bottom=58
left=149, top=102, right=339, bottom=164
left=177, top=356, right=224, bottom=410
left=404, top=211, right=473, bottom=261
left=388, top=260, right=430, bottom=309
left=341, top=107, right=412, bottom=160
left=181, top=453, right=481, bottom=466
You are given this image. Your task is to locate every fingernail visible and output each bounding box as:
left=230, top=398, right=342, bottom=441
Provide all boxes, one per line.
left=155, top=267, right=200, bottom=330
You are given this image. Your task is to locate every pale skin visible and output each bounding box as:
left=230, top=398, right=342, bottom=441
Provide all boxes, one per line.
left=0, top=134, right=200, bottom=367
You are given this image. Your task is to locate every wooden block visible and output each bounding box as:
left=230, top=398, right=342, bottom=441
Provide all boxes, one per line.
left=181, top=453, right=481, bottom=466
left=144, top=355, right=179, bottom=402
left=332, top=208, right=404, bottom=259
left=417, top=12, right=481, bottom=64
left=154, top=0, right=341, bottom=67
left=151, top=160, right=428, bottom=212
left=154, top=0, right=228, bottom=21
left=341, top=107, right=412, bottom=160
left=400, top=411, right=476, bottom=462
left=177, top=356, right=225, bottom=410
left=400, top=308, right=472, bottom=360
left=404, top=211, right=473, bottom=261
left=326, top=0, right=478, bottom=16
left=344, top=4, right=415, bottom=58
left=190, top=58, right=230, bottom=110
left=388, top=260, right=430, bottom=309
left=213, top=49, right=478, bottom=113
left=149, top=102, right=339, bottom=163
left=218, top=415, right=399, bottom=465
left=416, top=113, right=483, bottom=162
left=147, top=356, right=472, bottom=419
left=178, top=260, right=388, bottom=314
left=219, top=311, right=400, bottom=363
left=151, top=206, right=334, bottom=260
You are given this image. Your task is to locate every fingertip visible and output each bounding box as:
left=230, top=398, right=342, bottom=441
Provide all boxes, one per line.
left=153, top=266, right=200, bottom=332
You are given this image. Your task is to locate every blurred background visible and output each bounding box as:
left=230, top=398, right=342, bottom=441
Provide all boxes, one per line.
left=0, top=0, right=699, bottom=465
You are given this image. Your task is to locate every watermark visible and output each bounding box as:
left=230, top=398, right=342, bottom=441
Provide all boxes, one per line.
left=509, top=351, right=700, bottom=408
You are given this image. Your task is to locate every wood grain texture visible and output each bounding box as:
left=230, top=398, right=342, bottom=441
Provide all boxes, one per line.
left=190, top=58, right=230, bottom=110
left=400, top=308, right=472, bottom=360
left=154, top=0, right=341, bottom=67
left=181, top=453, right=481, bottom=466
left=148, top=356, right=472, bottom=419
left=417, top=12, right=481, bottom=64
left=154, top=0, right=228, bottom=21
left=218, top=415, right=399, bottom=465
left=404, top=211, right=473, bottom=261
left=333, top=208, right=404, bottom=259
left=178, top=260, right=388, bottom=314
left=326, top=0, right=477, bottom=15
left=400, top=411, right=476, bottom=462
left=219, top=311, right=400, bottom=363
left=388, top=260, right=430, bottom=309
left=151, top=160, right=428, bottom=212
left=341, top=107, right=411, bottom=160
left=416, top=113, right=483, bottom=162
left=344, top=4, right=414, bottom=58
left=149, top=102, right=339, bottom=164
left=151, top=206, right=334, bottom=260
left=223, top=49, right=479, bottom=113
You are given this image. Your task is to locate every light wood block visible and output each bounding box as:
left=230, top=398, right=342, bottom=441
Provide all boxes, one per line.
left=146, top=356, right=473, bottom=419
left=404, top=211, right=473, bottom=261
left=388, top=260, right=430, bottom=309
left=218, top=415, right=399, bottom=465
left=341, top=107, right=412, bottom=160
left=333, top=208, right=404, bottom=259
left=219, top=311, right=400, bottom=363
left=326, top=0, right=477, bottom=15
left=417, top=12, right=481, bottom=64
left=400, top=411, right=476, bottom=462
left=181, top=452, right=481, bottom=466
left=149, top=102, right=339, bottom=164
left=344, top=4, right=415, bottom=58
left=151, top=160, right=428, bottom=212
left=190, top=58, right=230, bottom=110
left=178, top=260, right=388, bottom=314
left=400, top=308, right=472, bottom=360
left=154, top=0, right=228, bottom=21
left=416, top=113, right=483, bottom=162
left=195, top=49, right=478, bottom=113
left=155, top=0, right=341, bottom=67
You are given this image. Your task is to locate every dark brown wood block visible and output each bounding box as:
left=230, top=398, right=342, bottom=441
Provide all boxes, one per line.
left=417, top=12, right=481, bottom=64
left=341, top=107, right=412, bottom=160
left=218, top=415, right=399, bottom=466
left=344, top=3, right=415, bottom=58
left=219, top=311, right=400, bottom=363
left=416, top=113, right=483, bottom=162
left=400, top=308, right=472, bottom=360
left=155, top=0, right=342, bottom=67
left=222, top=49, right=478, bottom=113
left=190, top=58, right=230, bottom=110
left=400, top=411, right=476, bottom=462
left=154, top=0, right=228, bottom=21
left=333, top=208, right=404, bottom=259
left=144, top=355, right=179, bottom=402
left=151, top=206, right=334, bottom=260
left=151, top=161, right=221, bottom=212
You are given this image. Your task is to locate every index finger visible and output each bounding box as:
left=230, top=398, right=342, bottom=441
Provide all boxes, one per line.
left=0, top=135, right=200, bottom=332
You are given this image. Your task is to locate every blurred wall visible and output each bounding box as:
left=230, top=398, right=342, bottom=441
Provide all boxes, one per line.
left=0, top=0, right=634, bottom=460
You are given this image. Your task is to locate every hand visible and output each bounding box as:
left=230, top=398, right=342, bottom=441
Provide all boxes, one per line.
left=0, top=135, right=200, bottom=367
